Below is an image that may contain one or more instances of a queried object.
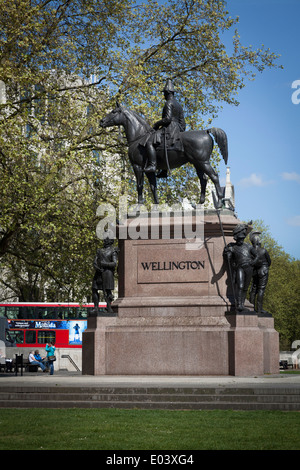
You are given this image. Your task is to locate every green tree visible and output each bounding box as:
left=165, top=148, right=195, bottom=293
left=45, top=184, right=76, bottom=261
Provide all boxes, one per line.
left=0, top=0, right=282, bottom=301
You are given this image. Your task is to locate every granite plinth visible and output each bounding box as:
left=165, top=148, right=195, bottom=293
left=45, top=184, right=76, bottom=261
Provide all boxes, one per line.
left=82, top=211, right=279, bottom=376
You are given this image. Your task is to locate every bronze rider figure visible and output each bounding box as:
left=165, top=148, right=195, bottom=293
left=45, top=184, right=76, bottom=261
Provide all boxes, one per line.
left=143, top=79, right=186, bottom=175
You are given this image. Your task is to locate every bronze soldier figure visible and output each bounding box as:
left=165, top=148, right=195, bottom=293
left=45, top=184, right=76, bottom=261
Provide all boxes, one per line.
left=224, top=224, right=258, bottom=312
left=143, top=79, right=186, bottom=175
left=249, top=231, right=271, bottom=314
left=92, top=230, right=118, bottom=313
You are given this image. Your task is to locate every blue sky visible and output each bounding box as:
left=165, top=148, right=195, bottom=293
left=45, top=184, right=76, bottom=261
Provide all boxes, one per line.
left=210, top=0, right=300, bottom=259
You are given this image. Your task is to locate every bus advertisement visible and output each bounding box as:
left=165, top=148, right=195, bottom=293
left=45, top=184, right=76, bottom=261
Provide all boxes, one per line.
left=6, top=318, right=88, bottom=348
left=0, top=302, right=96, bottom=348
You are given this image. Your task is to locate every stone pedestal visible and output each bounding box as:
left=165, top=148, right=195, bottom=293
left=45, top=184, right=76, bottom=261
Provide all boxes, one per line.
left=82, top=211, right=279, bottom=376
left=258, top=315, right=280, bottom=374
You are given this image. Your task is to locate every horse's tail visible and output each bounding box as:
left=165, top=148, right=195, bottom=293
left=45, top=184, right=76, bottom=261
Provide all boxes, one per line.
left=207, top=127, right=228, bottom=165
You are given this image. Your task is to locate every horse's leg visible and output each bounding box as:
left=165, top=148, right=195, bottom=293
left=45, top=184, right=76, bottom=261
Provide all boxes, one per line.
left=145, top=172, right=159, bottom=205
left=201, top=162, right=224, bottom=204
left=195, top=168, right=207, bottom=204
left=133, top=164, right=145, bottom=205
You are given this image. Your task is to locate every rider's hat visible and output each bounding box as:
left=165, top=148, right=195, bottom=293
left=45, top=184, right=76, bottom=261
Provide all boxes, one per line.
left=162, top=79, right=175, bottom=93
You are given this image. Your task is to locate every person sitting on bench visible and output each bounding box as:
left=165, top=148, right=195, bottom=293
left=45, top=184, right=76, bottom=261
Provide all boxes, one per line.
left=28, top=351, right=46, bottom=372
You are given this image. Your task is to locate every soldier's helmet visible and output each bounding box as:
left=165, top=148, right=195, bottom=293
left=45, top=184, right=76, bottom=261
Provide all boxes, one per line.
left=233, top=223, right=248, bottom=240
left=249, top=230, right=261, bottom=246
left=103, top=228, right=115, bottom=243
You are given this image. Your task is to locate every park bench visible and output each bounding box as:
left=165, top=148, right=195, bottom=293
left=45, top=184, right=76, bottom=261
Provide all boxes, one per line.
left=0, top=355, right=40, bottom=373
left=14, top=355, right=39, bottom=375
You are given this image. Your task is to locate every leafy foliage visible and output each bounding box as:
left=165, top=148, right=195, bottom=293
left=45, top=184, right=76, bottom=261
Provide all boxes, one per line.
left=0, top=0, right=282, bottom=301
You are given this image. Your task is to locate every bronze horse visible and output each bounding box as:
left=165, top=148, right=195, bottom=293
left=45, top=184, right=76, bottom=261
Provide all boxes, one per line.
left=100, top=104, right=228, bottom=207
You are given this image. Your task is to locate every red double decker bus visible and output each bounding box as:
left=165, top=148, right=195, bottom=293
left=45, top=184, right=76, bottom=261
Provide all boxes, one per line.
left=0, top=302, right=105, bottom=349
left=0, top=302, right=106, bottom=371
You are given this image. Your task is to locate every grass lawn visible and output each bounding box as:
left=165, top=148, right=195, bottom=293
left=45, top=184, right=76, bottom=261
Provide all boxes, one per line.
left=0, top=408, right=299, bottom=450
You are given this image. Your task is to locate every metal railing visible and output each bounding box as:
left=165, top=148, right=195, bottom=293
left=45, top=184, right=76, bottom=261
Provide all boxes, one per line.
left=61, top=354, right=80, bottom=371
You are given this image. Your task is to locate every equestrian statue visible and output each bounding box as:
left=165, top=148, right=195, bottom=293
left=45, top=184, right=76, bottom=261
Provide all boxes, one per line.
left=100, top=79, right=228, bottom=207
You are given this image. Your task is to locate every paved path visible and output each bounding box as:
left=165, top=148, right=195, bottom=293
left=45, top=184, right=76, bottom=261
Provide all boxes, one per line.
left=1, top=371, right=300, bottom=389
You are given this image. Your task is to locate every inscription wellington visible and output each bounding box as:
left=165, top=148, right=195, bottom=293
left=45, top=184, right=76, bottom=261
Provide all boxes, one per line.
left=137, top=244, right=210, bottom=285
left=141, top=260, right=205, bottom=271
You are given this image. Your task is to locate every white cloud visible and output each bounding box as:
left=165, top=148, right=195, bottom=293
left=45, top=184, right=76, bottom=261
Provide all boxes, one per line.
left=282, top=172, right=300, bottom=183
left=238, top=173, right=273, bottom=188
left=287, top=215, right=300, bottom=227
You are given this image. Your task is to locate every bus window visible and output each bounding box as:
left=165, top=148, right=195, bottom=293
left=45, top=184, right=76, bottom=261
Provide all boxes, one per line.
left=58, top=307, right=67, bottom=319
left=19, top=307, right=35, bottom=318
left=36, top=308, right=47, bottom=319
left=58, top=307, right=70, bottom=320
left=37, top=330, right=55, bottom=344
left=6, top=307, right=19, bottom=319
left=0, top=307, right=5, bottom=317
left=7, top=330, right=24, bottom=344
left=69, top=307, right=77, bottom=318
left=25, top=330, right=36, bottom=344
left=45, top=308, right=58, bottom=319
